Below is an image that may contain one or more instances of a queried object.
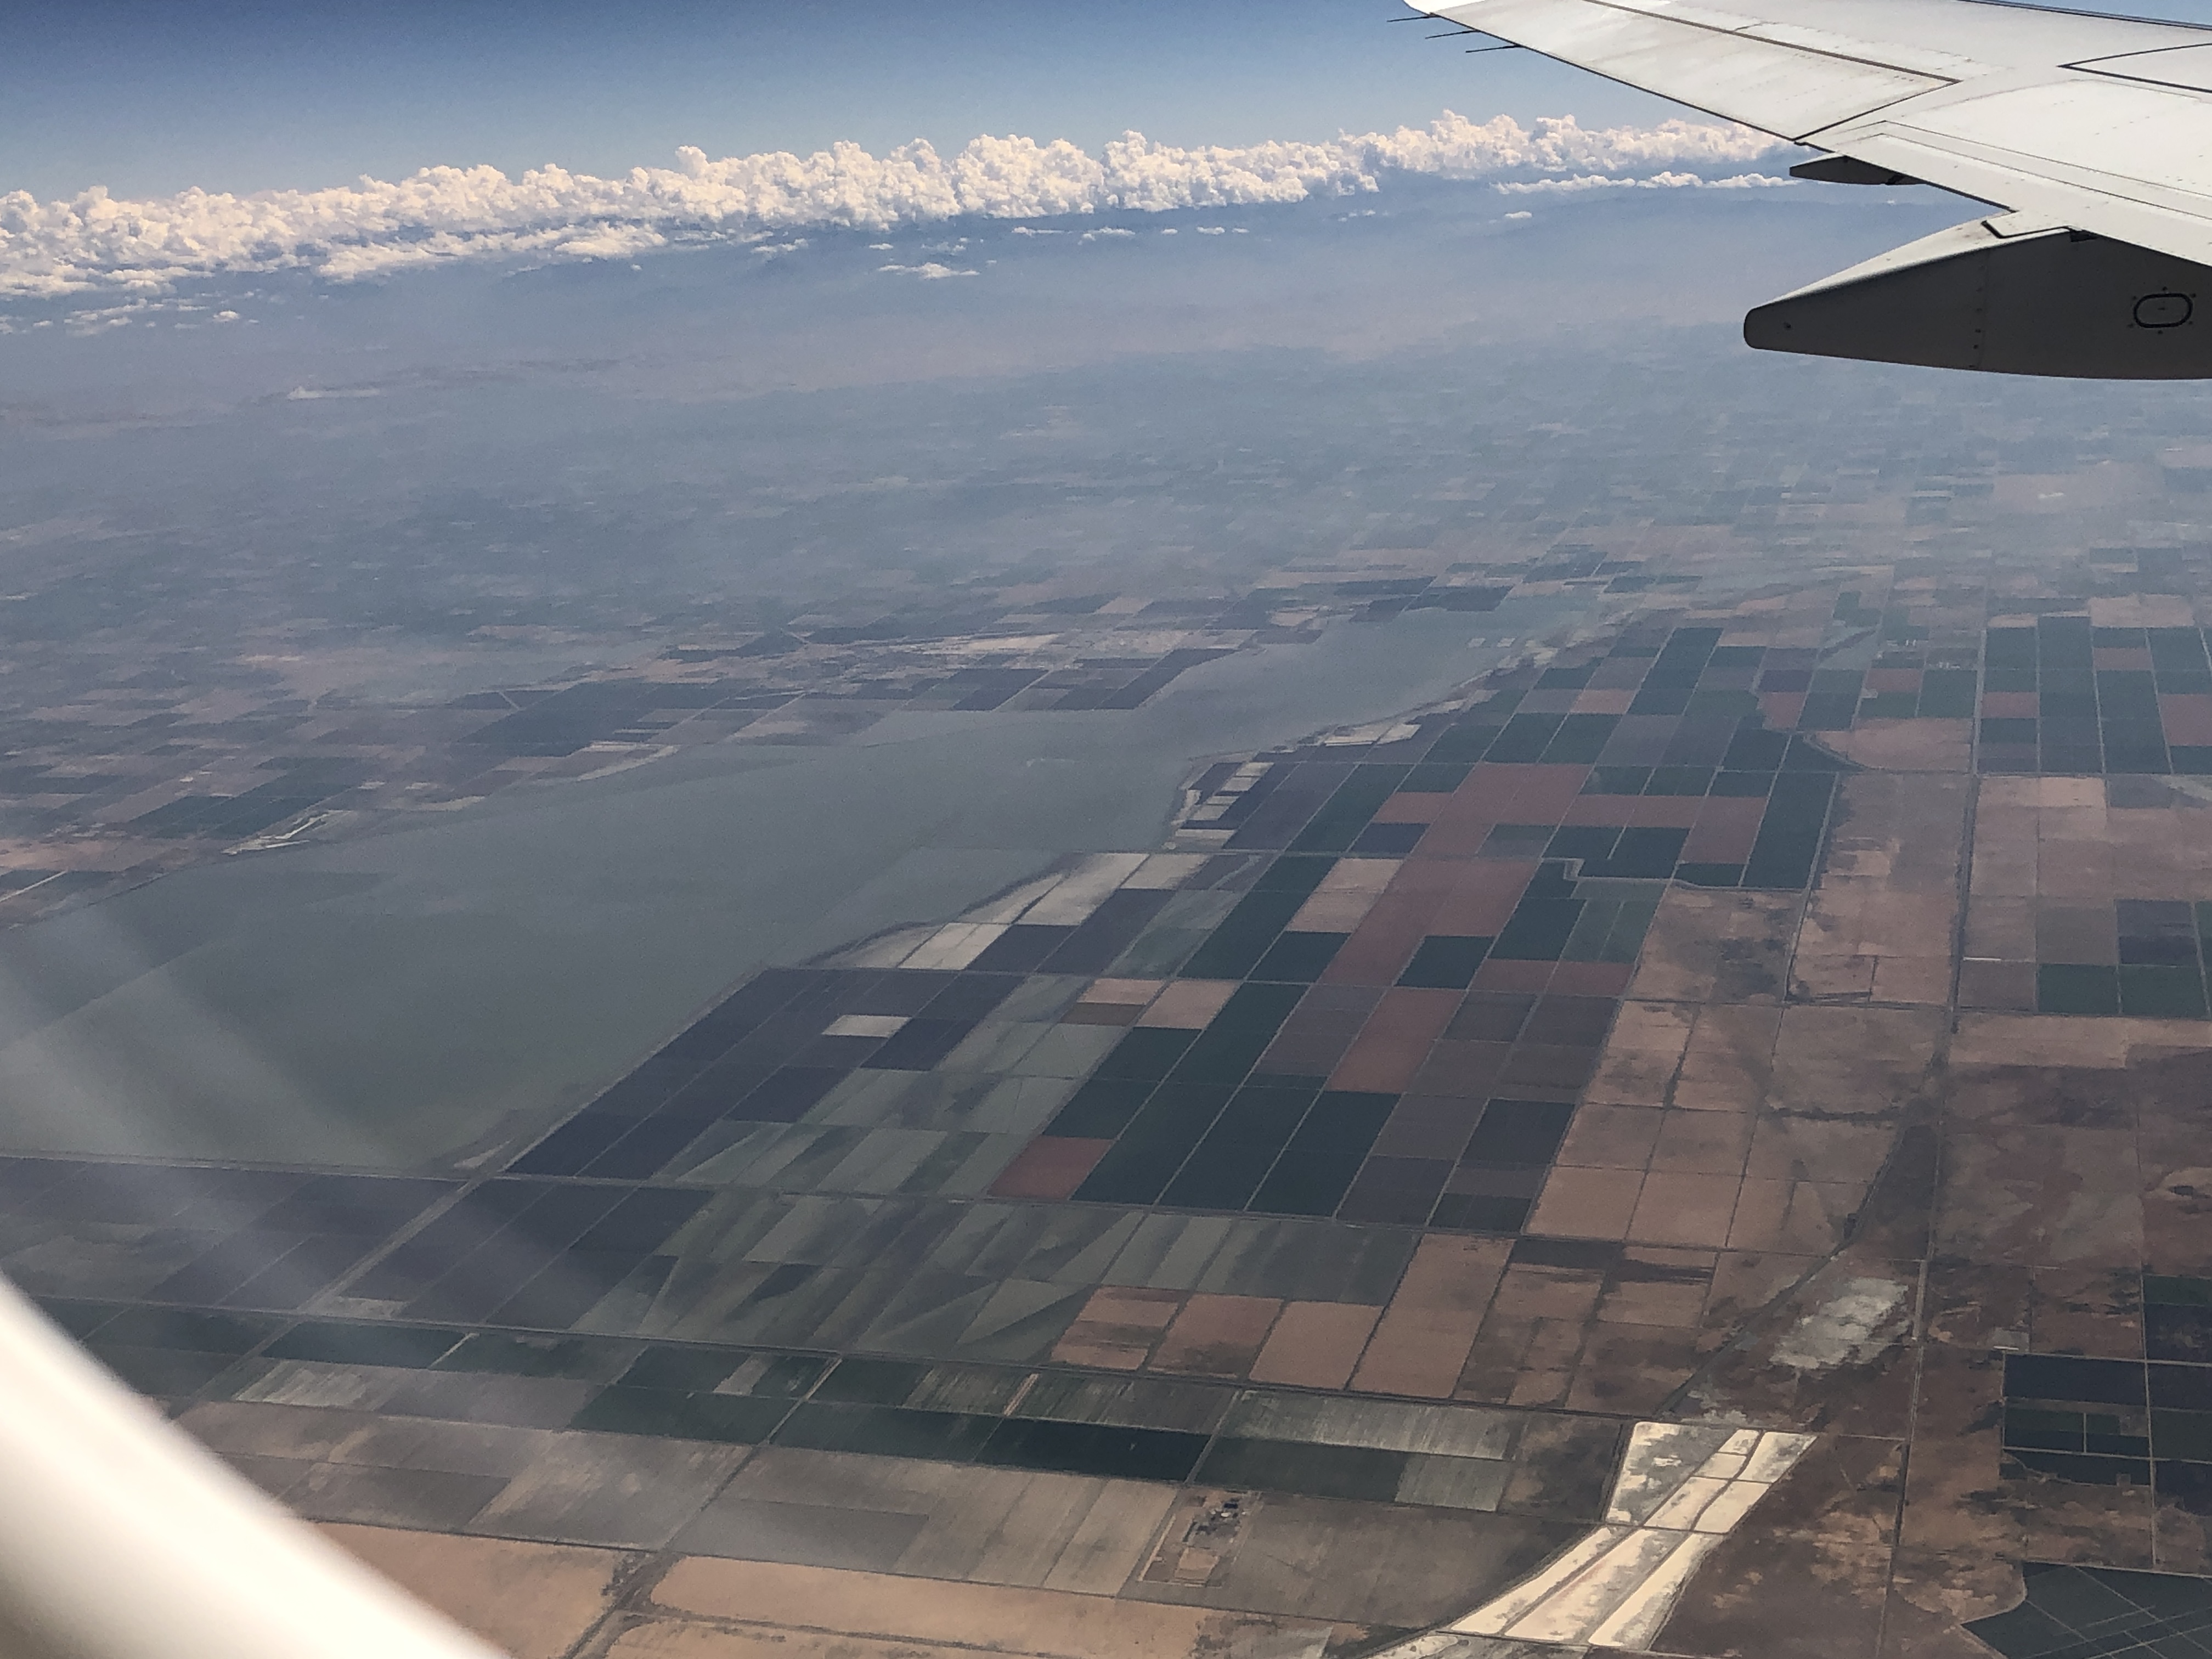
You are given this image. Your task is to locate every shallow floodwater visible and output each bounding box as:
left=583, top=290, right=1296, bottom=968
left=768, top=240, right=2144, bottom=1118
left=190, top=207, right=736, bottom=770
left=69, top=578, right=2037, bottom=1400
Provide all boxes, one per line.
left=0, top=601, right=1585, bottom=1169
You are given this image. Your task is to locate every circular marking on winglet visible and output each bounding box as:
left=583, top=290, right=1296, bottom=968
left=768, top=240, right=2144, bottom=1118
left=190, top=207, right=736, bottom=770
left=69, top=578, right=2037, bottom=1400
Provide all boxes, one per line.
left=2135, top=292, right=2193, bottom=329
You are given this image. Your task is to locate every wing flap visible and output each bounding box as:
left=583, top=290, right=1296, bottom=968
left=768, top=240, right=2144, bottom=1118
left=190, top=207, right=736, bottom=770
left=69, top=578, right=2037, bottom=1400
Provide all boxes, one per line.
left=2075, top=42, right=2212, bottom=94
left=1866, top=77, right=2212, bottom=200
left=1828, top=80, right=2212, bottom=265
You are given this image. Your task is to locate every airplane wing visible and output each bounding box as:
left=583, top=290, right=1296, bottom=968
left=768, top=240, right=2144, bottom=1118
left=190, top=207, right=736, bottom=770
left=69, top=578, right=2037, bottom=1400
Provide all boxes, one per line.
left=1409, top=0, right=2212, bottom=376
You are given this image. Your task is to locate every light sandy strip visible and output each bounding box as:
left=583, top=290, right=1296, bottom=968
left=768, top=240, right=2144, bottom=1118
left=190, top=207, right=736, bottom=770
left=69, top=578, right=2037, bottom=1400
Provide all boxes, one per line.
left=1587, top=1531, right=1726, bottom=1651
left=966, top=873, right=1069, bottom=925
left=1372, top=1422, right=1817, bottom=1656
left=1121, top=852, right=1209, bottom=890
left=840, top=926, right=934, bottom=968
left=1475, top=1526, right=1685, bottom=1645
left=858, top=845, right=1210, bottom=972
left=1023, top=854, right=1150, bottom=926
left=900, top=922, right=1007, bottom=970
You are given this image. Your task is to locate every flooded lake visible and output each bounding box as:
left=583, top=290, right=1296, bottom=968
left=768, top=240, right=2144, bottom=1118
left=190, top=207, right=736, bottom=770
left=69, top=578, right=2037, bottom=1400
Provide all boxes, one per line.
left=0, top=600, right=1589, bottom=1168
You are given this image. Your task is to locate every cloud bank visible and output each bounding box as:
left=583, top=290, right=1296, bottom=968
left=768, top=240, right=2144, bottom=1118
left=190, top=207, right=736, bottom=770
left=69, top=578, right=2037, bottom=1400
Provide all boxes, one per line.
left=0, top=111, right=1784, bottom=297
left=1496, top=170, right=1794, bottom=194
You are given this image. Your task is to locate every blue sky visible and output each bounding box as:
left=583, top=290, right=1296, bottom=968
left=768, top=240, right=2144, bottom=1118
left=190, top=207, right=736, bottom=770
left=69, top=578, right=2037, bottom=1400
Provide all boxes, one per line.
left=7, top=0, right=1698, bottom=200
left=21, top=0, right=2212, bottom=204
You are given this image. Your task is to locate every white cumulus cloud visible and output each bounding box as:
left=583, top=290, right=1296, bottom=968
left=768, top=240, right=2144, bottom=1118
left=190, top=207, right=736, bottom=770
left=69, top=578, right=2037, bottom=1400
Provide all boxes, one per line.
left=0, top=111, right=1784, bottom=297
left=878, top=261, right=977, bottom=279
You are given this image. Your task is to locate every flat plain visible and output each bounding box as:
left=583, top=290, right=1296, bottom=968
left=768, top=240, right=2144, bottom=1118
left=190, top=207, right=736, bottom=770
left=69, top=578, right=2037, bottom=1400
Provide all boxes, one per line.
left=14, top=285, right=2212, bottom=1655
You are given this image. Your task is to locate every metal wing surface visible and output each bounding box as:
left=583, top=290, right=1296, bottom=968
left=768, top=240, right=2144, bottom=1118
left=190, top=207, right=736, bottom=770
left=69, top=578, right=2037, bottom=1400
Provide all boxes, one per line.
left=1410, top=0, right=2212, bottom=374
